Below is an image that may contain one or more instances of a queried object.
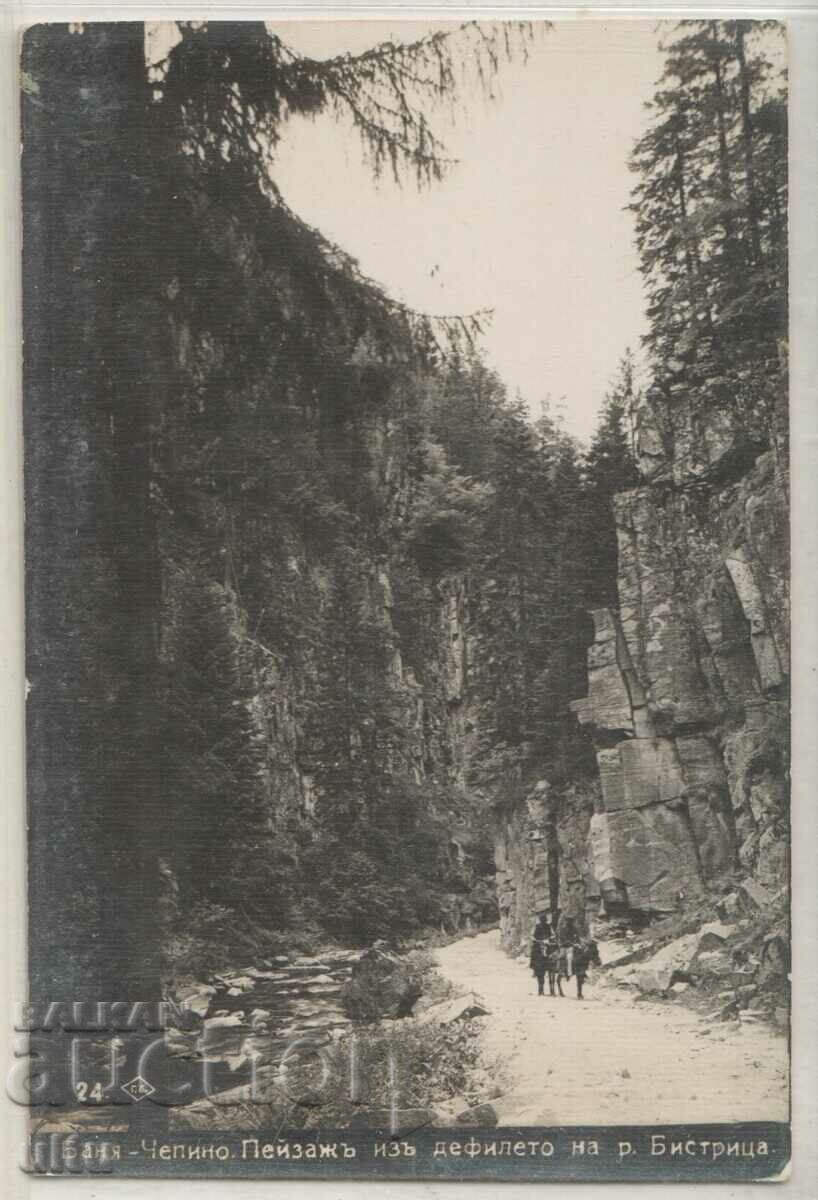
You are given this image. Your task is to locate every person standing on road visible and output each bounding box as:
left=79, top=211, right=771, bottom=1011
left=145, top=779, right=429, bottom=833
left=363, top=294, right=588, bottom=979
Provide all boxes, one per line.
left=529, top=913, right=555, bottom=996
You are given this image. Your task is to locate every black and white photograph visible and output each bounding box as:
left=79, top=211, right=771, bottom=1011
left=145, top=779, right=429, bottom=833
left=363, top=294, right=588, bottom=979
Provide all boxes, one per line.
left=20, top=16, right=791, bottom=1182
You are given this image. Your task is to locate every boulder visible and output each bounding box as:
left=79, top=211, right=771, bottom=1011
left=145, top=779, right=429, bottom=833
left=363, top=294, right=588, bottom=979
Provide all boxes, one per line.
left=599, top=941, right=653, bottom=971
left=695, top=949, right=734, bottom=979
left=220, top=974, right=255, bottom=993
left=418, top=992, right=489, bottom=1026
left=697, top=922, right=737, bottom=952
left=323, top=949, right=360, bottom=965
left=245, top=960, right=286, bottom=979
left=737, top=878, right=774, bottom=912
left=633, top=933, right=700, bottom=993
left=179, top=985, right=216, bottom=1018
left=340, top=946, right=423, bottom=1022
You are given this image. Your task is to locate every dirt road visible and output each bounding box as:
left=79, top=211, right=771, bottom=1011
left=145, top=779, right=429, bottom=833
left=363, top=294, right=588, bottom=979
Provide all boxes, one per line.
left=434, top=929, right=788, bottom=1126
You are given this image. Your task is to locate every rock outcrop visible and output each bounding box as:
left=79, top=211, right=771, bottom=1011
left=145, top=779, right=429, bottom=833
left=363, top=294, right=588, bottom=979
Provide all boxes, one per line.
left=496, top=377, right=789, bottom=946
left=340, top=944, right=423, bottom=1022
left=572, top=387, right=789, bottom=920
left=495, top=779, right=598, bottom=952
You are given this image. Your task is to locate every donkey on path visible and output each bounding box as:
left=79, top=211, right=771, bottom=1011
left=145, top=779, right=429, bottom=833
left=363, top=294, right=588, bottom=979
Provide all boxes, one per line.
left=557, top=939, right=601, bottom=1000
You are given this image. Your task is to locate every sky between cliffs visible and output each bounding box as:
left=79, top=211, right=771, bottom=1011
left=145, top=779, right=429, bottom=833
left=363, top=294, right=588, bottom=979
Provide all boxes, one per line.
left=144, top=18, right=666, bottom=442
left=273, top=20, right=666, bottom=442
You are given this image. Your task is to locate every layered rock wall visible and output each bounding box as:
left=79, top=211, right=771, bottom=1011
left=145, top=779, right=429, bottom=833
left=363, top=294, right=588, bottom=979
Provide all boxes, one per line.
left=495, top=781, right=598, bottom=953
left=496, top=381, right=789, bottom=946
left=573, top=396, right=789, bottom=918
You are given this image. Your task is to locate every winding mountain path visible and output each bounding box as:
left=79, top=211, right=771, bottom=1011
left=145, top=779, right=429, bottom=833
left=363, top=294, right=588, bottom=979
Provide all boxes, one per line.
left=434, top=929, right=788, bottom=1126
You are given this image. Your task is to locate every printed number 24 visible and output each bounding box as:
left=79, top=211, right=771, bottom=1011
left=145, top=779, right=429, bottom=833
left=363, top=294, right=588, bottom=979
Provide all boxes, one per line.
left=75, top=1081, right=104, bottom=1102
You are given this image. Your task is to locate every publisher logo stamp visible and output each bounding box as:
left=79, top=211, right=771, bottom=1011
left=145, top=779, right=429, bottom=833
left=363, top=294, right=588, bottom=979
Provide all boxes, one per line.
left=121, top=1076, right=155, bottom=1103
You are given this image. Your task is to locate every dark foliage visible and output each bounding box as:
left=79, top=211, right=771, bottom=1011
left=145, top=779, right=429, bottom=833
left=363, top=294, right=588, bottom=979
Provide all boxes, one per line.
left=581, top=352, right=640, bottom=608
left=629, top=21, right=787, bottom=416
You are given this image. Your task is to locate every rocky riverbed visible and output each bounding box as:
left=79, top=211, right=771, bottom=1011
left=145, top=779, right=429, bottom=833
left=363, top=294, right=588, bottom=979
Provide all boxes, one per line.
left=167, top=950, right=362, bottom=1090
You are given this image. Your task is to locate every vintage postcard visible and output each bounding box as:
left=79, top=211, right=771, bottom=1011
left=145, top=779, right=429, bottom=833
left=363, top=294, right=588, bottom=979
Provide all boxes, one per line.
left=19, top=16, right=790, bottom=1182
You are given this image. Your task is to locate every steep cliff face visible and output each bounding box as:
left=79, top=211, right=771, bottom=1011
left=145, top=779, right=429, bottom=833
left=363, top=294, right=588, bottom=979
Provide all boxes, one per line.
left=113, top=131, right=512, bottom=961
left=157, top=305, right=496, bottom=953
left=575, top=379, right=789, bottom=919
left=496, top=378, right=789, bottom=949
left=495, top=780, right=598, bottom=952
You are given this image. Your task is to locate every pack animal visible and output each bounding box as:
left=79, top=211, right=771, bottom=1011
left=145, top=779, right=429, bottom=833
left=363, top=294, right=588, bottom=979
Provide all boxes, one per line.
left=530, top=937, right=564, bottom=997
left=557, top=938, right=601, bottom=1000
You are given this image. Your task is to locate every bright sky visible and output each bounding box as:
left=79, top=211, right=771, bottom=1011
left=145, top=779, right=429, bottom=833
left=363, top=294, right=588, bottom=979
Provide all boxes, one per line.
left=269, top=20, right=668, bottom=442
left=145, top=18, right=668, bottom=441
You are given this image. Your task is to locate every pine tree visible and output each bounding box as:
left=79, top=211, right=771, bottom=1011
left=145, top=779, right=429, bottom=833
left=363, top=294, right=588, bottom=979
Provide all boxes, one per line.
left=468, top=397, right=594, bottom=788
left=426, top=358, right=508, bottom=478
left=629, top=20, right=787, bottom=396
left=582, top=353, right=640, bottom=608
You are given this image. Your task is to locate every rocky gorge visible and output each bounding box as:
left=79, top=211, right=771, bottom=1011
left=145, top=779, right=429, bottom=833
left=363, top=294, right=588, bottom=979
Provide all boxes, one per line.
left=494, top=367, right=790, bottom=1001
left=21, top=20, right=791, bottom=1159
left=23, top=19, right=789, bottom=1004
